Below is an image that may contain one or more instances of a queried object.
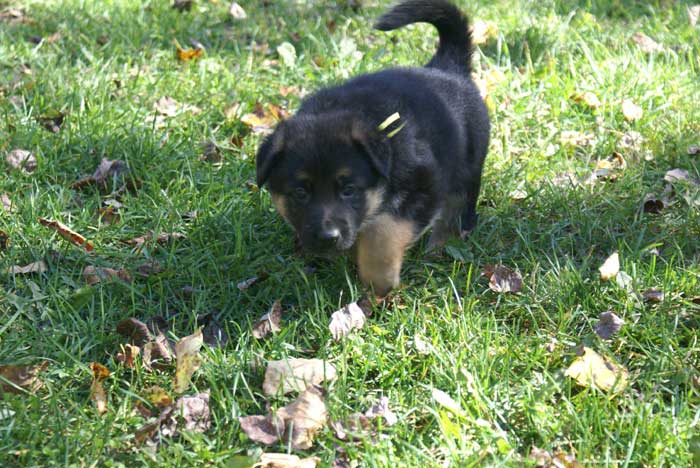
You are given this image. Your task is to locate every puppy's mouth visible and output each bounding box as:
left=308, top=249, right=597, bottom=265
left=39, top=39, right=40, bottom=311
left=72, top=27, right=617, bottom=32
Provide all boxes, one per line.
left=300, top=231, right=356, bottom=257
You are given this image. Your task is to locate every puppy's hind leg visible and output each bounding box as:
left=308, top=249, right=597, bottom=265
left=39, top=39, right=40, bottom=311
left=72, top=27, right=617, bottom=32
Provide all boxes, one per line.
left=459, top=176, right=482, bottom=238
left=426, top=195, right=464, bottom=251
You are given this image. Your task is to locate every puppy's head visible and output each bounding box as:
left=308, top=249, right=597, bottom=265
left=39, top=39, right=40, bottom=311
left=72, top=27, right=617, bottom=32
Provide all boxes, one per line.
left=256, top=112, right=390, bottom=255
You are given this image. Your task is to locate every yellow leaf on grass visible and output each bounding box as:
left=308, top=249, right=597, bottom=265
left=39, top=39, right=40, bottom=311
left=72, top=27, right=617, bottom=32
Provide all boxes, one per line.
left=173, top=329, right=203, bottom=393
left=89, top=362, right=110, bottom=415
left=565, top=346, right=628, bottom=393
left=471, top=20, right=498, bottom=45
left=176, top=45, right=203, bottom=62
left=598, top=252, right=620, bottom=281
left=621, top=99, right=643, bottom=121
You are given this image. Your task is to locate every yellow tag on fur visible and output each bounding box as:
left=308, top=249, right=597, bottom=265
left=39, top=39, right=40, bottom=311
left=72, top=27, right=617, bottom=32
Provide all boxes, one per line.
left=377, top=112, right=400, bottom=131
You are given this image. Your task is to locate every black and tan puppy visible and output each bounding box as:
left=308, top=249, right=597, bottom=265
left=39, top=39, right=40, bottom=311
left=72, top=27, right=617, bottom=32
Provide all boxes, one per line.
left=256, top=0, right=490, bottom=297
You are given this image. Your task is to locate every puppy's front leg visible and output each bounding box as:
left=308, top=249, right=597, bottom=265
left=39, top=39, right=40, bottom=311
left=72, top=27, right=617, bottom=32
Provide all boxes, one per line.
left=356, top=213, right=416, bottom=297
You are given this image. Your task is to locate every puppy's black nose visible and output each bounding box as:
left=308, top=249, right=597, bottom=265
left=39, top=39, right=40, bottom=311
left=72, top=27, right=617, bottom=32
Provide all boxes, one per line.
left=316, top=227, right=341, bottom=245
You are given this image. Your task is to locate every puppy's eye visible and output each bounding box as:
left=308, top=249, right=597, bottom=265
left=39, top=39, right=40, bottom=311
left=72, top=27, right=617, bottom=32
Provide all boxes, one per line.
left=340, top=184, right=357, bottom=198
left=292, top=187, right=310, bottom=203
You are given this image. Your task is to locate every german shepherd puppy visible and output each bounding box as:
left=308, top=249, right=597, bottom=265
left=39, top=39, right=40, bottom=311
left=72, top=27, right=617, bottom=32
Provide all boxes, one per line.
left=256, top=0, right=490, bottom=297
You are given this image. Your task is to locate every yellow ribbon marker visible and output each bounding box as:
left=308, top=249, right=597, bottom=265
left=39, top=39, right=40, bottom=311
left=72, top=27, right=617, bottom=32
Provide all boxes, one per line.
left=377, top=112, right=400, bottom=131
left=377, top=112, right=406, bottom=138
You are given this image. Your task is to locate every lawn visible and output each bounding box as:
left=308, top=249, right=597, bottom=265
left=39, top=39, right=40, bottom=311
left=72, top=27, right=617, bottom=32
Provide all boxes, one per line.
left=1, top=0, right=699, bottom=466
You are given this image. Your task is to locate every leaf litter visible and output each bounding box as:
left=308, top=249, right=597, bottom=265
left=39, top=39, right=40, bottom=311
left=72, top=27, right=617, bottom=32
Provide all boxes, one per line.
left=38, top=218, right=94, bottom=252
left=173, top=329, right=203, bottom=393
left=6, top=260, right=47, bottom=275
left=135, top=392, right=211, bottom=445
left=594, top=311, right=625, bottom=339
left=89, top=362, right=110, bottom=415
left=331, top=396, right=398, bottom=442
left=83, top=265, right=131, bottom=285
left=483, top=264, right=523, bottom=293
left=0, top=361, right=48, bottom=393
left=5, top=149, right=37, bottom=173
left=239, top=385, right=328, bottom=450
left=565, top=346, right=628, bottom=393
left=329, top=301, right=370, bottom=340
left=263, top=358, right=336, bottom=396
left=598, top=252, right=619, bottom=281
left=253, top=300, right=283, bottom=339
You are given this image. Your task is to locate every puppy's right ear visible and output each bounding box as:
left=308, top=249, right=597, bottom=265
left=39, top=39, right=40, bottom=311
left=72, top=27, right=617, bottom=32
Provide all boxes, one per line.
left=256, top=122, right=286, bottom=187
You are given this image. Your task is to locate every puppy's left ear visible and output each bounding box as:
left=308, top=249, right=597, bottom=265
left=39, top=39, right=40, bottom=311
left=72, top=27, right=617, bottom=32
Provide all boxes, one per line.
left=351, top=120, right=392, bottom=179
left=256, top=122, right=286, bottom=187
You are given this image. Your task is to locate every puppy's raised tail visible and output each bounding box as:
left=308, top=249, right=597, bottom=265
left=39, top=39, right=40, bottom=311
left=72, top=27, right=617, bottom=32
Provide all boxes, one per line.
left=375, top=0, right=473, bottom=73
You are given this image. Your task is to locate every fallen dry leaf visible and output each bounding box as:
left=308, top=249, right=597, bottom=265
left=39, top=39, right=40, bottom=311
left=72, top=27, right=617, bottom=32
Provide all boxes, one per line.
left=0, top=230, right=8, bottom=251
left=6, top=260, right=47, bottom=275
left=38, top=218, right=94, bottom=252
left=277, top=42, right=297, bottom=67
left=598, top=252, right=620, bottom=281
left=641, top=193, right=666, bottom=214
left=621, top=99, right=643, bottom=121
left=199, top=140, right=222, bottom=163
left=172, top=0, right=193, bottom=12
left=136, top=393, right=210, bottom=444
left=229, top=2, right=247, bottom=19
left=71, top=158, right=130, bottom=191
left=594, top=311, right=625, bottom=339
left=83, top=265, right=131, bottom=285
left=279, top=85, right=300, bottom=97
left=565, top=346, right=628, bottom=393
left=255, top=453, right=320, bottom=468
left=176, top=44, right=203, bottom=62
left=241, top=102, right=287, bottom=135
left=276, top=386, right=328, bottom=449
left=483, top=264, right=522, bottom=293
left=619, top=130, right=644, bottom=151
left=124, top=231, right=186, bottom=250
left=239, top=414, right=284, bottom=445
left=253, top=301, right=283, bottom=339
left=1, top=193, right=14, bottom=212
left=690, top=5, right=700, bottom=26
left=363, top=396, right=398, bottom=426
left=115, top=343, right=140, bottom=368
left=38, top=110, right=65, bottom=132
left=0, top=361, right=48, bottom=394
left=329, top=302, right=367, bottom=340
left=144, top=385, right=174, bottom=409
left=560, top=130, right=595, bottom=147
left=263, top=358, right=336, bottom=396
left=413, top=334, right=431, bottom=355
left=688, top=144, right=700, bottom=155
left=198, top=313, right=228, bottom=348
left=237, top=272, right=269, bottom=291
left=571, top=91, right=601, bottom=109
left=529, top=447, right=582, bottom=468
left=5, top=149, right=37, bottom=173
left=154, top=96, right=201, bottom=117
left=173, top=329, right=203, bottom=393
left=632, top=32, right=663, bottom=53
left=470, top=19, right=498, bottom=45
left=241, top=386, right=328, bottom=450
left=117, top=318, right=174, bottom=369
left=664, top=168, right=697, bottom=184
left=509, top=188, right=528, bottom=200
left=116, top=318, right=152, bottom=345
left=642, top=288, right=664, bottom=303
left=89, top=362, right=110, bottom=415
left=97, top=199, right=123, bottom=225
left=142, top=333, right=175, bottom=370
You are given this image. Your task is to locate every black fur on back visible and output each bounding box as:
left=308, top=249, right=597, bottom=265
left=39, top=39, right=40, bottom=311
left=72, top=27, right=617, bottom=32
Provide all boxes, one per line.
left=374, top=0, right=473, bottom=72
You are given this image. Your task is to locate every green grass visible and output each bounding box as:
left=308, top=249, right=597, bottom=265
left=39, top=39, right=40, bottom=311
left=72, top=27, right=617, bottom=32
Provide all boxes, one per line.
left=1, top=0, right=699, bottom=466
